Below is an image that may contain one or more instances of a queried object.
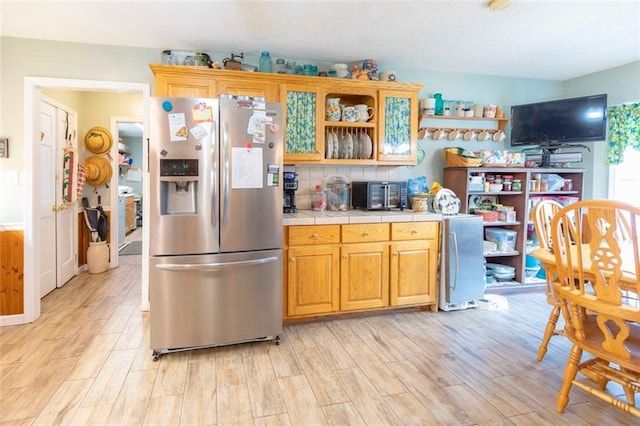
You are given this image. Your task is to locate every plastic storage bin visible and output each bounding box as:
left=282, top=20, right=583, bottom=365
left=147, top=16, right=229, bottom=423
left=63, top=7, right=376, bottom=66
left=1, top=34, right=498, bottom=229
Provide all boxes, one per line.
left=485, top=228, right=517, bottom=252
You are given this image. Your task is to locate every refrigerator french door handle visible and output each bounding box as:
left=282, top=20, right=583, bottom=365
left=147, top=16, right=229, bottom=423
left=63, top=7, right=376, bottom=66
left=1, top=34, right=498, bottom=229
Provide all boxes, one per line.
left=222, top=120, right=230, bottom=227
left=451, top=231, right=459, bottom=290
left=156, top=256, right=279, bottom=271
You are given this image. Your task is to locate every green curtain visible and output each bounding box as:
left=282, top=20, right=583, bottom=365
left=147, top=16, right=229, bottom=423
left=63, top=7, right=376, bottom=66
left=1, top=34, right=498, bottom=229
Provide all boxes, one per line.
left=607, top=103, right=640, bottom=165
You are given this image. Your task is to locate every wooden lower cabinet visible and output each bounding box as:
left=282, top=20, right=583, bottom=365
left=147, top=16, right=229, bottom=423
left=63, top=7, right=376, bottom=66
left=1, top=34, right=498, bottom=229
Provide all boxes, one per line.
left=390, top=240, right=437, bottom=306
left=340, top=242, right=389, bottom=311
left=390, top=222, right=439, bottom=307
left=284, top=221, right=440, bottom=319
left=287, top=245, right=340, bottom=316
left=286, top=225, right=340, bottom=317
left=125, top=197, right=135, bottom=234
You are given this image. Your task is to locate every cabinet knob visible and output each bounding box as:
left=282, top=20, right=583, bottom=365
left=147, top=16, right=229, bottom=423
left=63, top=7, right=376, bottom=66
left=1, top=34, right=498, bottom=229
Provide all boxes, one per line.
left=343, top=254, right=348, bottom=259
left=312, top=233, right=319, bottom=239
left=363, top=231, right=370, bottom=237
left=411, top=229, right=418, bottom=234
left=290, top=257, right=296, bottom=262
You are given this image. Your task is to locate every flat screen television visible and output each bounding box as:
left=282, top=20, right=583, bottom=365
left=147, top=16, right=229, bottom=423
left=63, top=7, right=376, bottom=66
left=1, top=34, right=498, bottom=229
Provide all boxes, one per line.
left=510, top=94, right=607, bottom=147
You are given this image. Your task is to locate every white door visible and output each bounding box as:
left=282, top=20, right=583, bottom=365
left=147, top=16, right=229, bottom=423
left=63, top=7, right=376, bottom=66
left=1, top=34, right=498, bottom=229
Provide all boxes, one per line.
left=39, top=100, right=78, bottom=298
left=55, top=108, right=78, bottom=286
left=39, top=102, right=57, bottom=297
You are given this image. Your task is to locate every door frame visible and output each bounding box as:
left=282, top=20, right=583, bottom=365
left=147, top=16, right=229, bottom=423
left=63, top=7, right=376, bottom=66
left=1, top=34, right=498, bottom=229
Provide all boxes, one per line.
left=16, top=77, right=151, bottom=326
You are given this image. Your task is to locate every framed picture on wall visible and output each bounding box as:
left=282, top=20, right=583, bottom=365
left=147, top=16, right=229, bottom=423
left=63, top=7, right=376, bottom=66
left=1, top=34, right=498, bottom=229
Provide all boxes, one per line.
left=0, top=138, right=8, bottom=158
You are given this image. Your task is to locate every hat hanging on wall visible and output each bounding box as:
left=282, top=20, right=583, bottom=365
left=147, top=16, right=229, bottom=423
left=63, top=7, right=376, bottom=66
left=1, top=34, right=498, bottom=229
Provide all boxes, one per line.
left=84, top=126, right=113, bottom=154
left=83, top=155, right=113, bottom=186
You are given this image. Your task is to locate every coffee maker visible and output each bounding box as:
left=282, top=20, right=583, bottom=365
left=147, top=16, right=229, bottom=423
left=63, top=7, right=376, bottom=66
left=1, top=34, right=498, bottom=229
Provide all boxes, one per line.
left=283, top=172, right=298, bottom=213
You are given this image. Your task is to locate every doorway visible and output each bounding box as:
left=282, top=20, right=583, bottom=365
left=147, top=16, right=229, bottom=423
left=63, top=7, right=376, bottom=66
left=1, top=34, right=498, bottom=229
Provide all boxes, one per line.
left=19, top=77, right=151, bottom=325
left=113, top=118, right=144, bottom=252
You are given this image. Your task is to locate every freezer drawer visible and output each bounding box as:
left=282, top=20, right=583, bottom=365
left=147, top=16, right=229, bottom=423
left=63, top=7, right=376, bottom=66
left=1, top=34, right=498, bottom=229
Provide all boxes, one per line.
left=150, top=249, right=282, bottom=354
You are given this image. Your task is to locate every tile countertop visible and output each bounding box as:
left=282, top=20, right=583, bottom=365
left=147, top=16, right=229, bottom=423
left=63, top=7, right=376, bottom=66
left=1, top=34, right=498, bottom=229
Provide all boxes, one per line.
left=283, top=209, right=444, bottom=226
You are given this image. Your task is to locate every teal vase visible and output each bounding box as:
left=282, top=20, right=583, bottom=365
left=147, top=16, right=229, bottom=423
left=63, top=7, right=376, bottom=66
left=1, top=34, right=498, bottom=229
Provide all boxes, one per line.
left=434, top=93, right=444, bottom=116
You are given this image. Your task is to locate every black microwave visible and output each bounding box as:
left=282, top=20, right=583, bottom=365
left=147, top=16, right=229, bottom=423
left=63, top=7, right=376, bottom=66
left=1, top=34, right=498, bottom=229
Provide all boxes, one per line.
left=351, top=181, right=408, bottom=211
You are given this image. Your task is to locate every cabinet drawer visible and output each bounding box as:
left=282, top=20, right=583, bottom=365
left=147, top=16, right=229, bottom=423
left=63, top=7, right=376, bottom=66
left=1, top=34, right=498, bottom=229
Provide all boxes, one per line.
left=341, top=223, right=389, bottom=243
left=391, top=222, right=439, bottom=241
left=288, top=225, right=340, bottom=246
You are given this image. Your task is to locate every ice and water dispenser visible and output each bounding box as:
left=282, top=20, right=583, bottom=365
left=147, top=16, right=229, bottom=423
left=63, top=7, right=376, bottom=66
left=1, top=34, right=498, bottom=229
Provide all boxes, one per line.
left=159, top=159, right=199, bottom=215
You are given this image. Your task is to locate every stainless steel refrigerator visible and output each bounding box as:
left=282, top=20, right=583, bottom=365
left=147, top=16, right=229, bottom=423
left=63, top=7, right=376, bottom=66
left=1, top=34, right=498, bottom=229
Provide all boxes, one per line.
left=148, top=97, right=283, bottom=360
left=439, top=215, right=485, bottom=311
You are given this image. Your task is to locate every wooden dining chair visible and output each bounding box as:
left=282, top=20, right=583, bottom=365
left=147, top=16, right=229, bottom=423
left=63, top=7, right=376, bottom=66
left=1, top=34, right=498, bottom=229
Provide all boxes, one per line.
left=550, top=199, right=640, bottom=416
left=532, top=199, right=565, bottom=361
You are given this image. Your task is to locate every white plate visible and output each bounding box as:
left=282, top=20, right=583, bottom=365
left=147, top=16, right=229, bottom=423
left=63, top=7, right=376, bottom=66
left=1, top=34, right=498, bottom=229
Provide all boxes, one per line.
left=362, top=133, right=373, bottom=159
left=433, top=188, right=461, bottom=215
left=345, top=132, right=353, bottom=159
left=325, top=130, right=333, bottom=159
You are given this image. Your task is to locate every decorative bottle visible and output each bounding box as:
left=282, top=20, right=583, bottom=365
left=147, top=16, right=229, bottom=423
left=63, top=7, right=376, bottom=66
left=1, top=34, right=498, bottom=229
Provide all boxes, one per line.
left=434, top=93, right=444, bottom=116
left=258, top=51, right=273, bottom=73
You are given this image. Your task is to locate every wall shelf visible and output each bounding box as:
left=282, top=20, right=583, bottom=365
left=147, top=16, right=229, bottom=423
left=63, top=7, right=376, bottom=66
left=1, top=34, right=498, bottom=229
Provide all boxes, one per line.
left=418, top=113, right=509, bottom=141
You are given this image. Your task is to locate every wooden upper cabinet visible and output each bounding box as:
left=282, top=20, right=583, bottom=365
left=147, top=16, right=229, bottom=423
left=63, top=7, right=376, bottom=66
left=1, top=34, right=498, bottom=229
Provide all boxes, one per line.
left=151, top=65, right=277, bottom=100
left=280, top=82, right=324, bottom=162
left=217, top=78, right=278, bottom=102
left=377, top=88, right=419, bottom=165
left=149, top=64, right=423, bottom=165
left=153, top=70, right=217, bottom=98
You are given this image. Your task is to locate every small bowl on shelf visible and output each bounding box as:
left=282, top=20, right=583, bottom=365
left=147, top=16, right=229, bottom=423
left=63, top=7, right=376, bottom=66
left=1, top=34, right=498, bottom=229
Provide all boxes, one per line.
left=488, top=183, right=503, bottom=192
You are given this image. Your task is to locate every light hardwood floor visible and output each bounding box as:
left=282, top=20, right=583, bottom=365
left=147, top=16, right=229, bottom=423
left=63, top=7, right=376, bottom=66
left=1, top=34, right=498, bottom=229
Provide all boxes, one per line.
left=1, top=239, right=637, bottom=425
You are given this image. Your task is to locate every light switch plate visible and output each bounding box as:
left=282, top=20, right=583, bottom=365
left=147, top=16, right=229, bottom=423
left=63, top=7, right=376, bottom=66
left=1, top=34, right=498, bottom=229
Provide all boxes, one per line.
left=6, top=170, right=19, bottom=187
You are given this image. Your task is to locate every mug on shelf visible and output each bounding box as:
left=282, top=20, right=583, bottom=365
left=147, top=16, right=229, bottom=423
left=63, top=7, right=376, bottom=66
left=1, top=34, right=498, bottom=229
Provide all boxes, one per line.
left=448, top=129, right=461, bottom=140
left=355, top=104, right=375, bottom=122
left=433, top=128, right=446, bottom=140
left=341, top=106, right=361, bottom=122
left=492, top=129, right=505, bottom=142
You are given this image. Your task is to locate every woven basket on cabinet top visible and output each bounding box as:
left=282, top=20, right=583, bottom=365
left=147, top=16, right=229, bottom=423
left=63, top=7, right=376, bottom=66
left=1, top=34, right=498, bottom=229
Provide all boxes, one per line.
left=444, top=147, right=483, bottom=167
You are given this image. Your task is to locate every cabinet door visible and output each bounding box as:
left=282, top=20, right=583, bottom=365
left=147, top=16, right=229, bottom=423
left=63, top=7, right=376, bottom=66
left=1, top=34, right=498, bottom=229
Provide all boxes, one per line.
left=154, top=73, right=217, bottom=98
left=288, top=245, right=340, bottom=316
left=281, top=83, right=324, bottom=162
left=377, top=89, right=418, bottom=165
left=340, top=242, right=389, bottom=311
left=125, top=200, right=135, bottom=233
left=390, top=240, right=438, bottom=306
left=217, top=78, right=278, bottom=102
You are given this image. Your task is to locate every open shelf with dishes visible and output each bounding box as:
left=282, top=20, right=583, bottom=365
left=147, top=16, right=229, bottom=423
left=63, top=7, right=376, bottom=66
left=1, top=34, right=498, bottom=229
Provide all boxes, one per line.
left=443, top=166, right=585, bottom=291
left=418, top=113, right=509, bottom=141
left=322, top=91, right=377, bottom=162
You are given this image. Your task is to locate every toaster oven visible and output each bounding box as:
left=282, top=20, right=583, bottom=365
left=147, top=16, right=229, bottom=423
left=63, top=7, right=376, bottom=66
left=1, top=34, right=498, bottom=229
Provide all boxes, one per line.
left=351, top=181, right=408, bottom=211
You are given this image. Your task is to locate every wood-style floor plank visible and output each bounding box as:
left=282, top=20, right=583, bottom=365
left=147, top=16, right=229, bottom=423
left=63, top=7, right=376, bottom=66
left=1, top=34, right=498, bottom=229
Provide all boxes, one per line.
left=1, top=236, right=639, bottom=425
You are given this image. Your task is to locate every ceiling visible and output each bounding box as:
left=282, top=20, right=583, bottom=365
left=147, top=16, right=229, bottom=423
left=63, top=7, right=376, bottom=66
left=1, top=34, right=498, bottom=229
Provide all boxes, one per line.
left=1, top=1, right=639, bottom=81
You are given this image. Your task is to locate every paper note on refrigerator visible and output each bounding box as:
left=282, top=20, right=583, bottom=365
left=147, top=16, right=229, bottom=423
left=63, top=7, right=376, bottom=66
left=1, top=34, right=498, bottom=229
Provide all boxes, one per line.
left=232, top=147, right=263, bottom=189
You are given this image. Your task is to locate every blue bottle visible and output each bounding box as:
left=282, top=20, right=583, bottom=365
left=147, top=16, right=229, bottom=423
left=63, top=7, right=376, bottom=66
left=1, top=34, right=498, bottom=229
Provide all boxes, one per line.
left=434, top=93, right=444, bottom=116
left=258, top=51, right=273, bottom=73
